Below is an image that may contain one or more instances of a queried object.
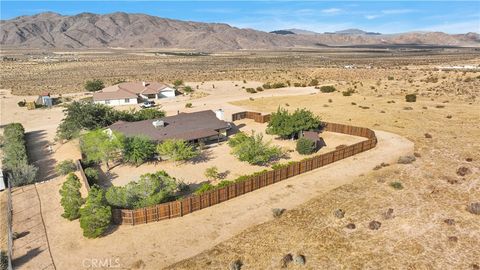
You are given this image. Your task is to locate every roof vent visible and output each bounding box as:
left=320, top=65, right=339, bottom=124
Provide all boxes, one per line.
left=152, top=120, right=164, bottom=128
left=143, top=81, right=149, bottom=87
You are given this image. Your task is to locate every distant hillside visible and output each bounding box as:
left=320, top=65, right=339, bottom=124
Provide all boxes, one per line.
left=1, top=12, right=479, bottom=50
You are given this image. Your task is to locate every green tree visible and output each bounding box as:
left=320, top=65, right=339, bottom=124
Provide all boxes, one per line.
left=105, top=171, right=178, bottom=209
left=229, top=132, right=282, bottom=165
left=266, top=107, right=322, bottom=139
left=59, top=173, right=84, bottom=220
left=227, top=132, right=249, bottom=148
left=55, top=159, right=77, bottom=175
left=84, top=167, right=99, bottom=185
left=156, top=139, right=199, bottom=164
left=296, top=137, right=316, bottom=155
left=123, top=136, right=155, bottom=166
left=79, top=185, right=112, bottom=238
left=204, top=166, right=219, bottom=180
left=80, top=129, right=124, bottom=170
left=84, top=79, right=105, bottom=92
left=183, top=86, right=193, bottom=94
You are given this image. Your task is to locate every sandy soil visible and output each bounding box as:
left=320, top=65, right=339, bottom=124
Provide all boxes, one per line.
left=107, top=119, right=365, bottom=187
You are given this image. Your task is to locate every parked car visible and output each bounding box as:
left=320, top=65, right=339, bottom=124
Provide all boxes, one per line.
left=140, top=101, right=155, bottom=108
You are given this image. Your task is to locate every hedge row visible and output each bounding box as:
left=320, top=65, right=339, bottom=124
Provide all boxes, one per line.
left=2, top=123, right=38, bottom=186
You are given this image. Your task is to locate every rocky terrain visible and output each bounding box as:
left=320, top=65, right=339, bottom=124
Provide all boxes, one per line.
left=1, top=12, right=479, bottom=50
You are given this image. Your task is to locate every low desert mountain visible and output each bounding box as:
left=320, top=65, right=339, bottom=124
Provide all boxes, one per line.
left=1, top=12, right=479, bottom=50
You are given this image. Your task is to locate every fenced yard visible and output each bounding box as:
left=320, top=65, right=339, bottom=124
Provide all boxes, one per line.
left=112, top=112, right=377, bottom=225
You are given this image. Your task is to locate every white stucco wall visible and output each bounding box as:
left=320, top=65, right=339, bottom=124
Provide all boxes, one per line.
left=94, top=98, right=138, bottom=106
left=157, top=87, right=176, bottom=98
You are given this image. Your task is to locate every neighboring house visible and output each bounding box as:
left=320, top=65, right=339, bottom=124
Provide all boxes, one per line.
left=108, top=110, right=230, bottom=144
left=93, top=81, right=176, bottom=106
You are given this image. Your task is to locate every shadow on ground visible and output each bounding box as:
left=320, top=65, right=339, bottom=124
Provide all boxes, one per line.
left=25, top=130, right=57, bottom=181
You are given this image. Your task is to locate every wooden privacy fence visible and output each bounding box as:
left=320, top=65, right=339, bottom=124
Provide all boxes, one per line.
left=112, top=113, right=377, bottom=225
left=76, top=159, right=90, bottom=191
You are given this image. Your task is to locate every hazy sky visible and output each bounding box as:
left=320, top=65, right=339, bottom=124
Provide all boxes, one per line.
left=1, top=1, right=479, bottom=34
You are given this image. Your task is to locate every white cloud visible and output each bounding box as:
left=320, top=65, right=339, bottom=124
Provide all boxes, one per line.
left=416, top=20, right=480, bottom=34
left=365, top=15, right=381, bottom=20
left=321, top=8, right=342, bottom=14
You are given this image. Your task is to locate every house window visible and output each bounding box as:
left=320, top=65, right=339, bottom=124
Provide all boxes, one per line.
left=124, top=98, right=130, bottom=103
left=105, top=100, right=110, bottom=104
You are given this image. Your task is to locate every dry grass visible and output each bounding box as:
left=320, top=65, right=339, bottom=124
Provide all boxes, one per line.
left=169, top=80, right=480, bottom=269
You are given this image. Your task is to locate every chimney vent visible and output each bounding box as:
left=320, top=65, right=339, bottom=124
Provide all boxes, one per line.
left=152, top=120, right=164, bottom=128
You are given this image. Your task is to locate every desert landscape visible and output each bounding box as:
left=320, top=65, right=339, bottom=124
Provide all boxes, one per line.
left=1, top=5, right=480, bottom=270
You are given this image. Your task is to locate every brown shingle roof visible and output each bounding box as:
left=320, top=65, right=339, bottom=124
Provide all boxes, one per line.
left=109, top=110, right=229, bottom=142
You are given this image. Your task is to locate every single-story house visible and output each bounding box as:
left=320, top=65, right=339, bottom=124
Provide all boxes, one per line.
left=108, top=110, right=230, bottom=144
left=93, top=81, right=176, bottom=106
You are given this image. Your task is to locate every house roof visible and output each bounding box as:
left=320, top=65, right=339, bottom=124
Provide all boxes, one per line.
left=303, top=131, right=320, bottom=142
left=93, top=81, right=174, bottom=101
left=109, top=110, right=229, bottom=142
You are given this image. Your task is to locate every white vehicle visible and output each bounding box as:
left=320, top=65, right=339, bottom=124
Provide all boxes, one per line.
left=140, top=101, right=156, bottom=108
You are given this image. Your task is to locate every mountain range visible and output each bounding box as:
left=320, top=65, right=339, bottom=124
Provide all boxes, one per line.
left=1, top=12, right=479, bottom=50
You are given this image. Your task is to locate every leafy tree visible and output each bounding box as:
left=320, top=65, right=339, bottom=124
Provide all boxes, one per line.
left=229, top=132, right=282, bottom=165
left=204, top=166, right=219, bottom=180
left=296, top=137, right=316, bottom=155
left=84, top=79, right=105, bottom=92
left=55, top=159, right=77, bottom=175
left=59, top=173, right=84, bottom=220
left=123, top=136, right=155, bottom=166
left=227, top=132, right=249, bottom=148
left=266, top=107, right=322, bottom=139
left=194, top=183, right=215, bottom=195
left=105, top=171, right=178, bottom=209
left=115, top=108, right=165, bottom=122
left=57, top=101, right=118, bottom=140
left=80, top=129, right=124, bottom=170
left=79, top=185, right=112, bottom=238
left=8, top=164, right=38, bottom=187
left=156, top=139, right=199, bottom=164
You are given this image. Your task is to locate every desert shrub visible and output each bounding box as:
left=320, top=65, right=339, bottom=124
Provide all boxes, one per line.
left=0, top=250, right=8, bottom=270
left=342, top=89, right=355, bottom=96
left=105, top=171, right=178, bottom=209
left=266, top=107, right=322, bottom=139
left=387, top=76, right=394, bottom=80
left=293, top=82, right=302, bottom=87
left=245, top=88, right=256, bottom=93
left=183, top=86, right=193, bottom=93
left=156, top=139, right=199, bottom=163
left=405, top=94, right=417, bottom=102
left=272, top=208, right=286, bottom=218
left=2, top=123, right=38, bottom=186
left=84, top=79, right=104, bottom=92
left=173, top=79, right=183, bottom=87
left=272, top=82, right=287, bottom=88
left=296, top=137, right=316, bottom=155
left=59, top=173, right=84, bottom=220
left=195, top=183, right=215, bottom=195
left=55, top=159, right=77, bottom=175
left=185, top=102, right=193, bottom=108
left=390, top=181, right=404, bottom=190
left=256, top=86, right=264, bottom=92
left=229, top=132, right=282, bottom=165
left=79, top=186, right=111, bottom=238
left=84, top=167, right=99, bottom=185
left=320, top=85, right=336, bottom=93
left=17, top=100, right=26, bottom=107
left=123, top=136, right=155, bottom=166
left=309, top=79, right=319, bottom=86
left=216, top=180, right=233, bottom=188
left=204, top=166, right=219, bottom=180
left=227, top=132, right=249, bottom=148
left=262, top=83, right=272, bottom=89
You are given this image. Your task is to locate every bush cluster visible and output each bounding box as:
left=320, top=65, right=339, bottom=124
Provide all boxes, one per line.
left=319, top=85, right=336, bottom=93
left=228, top=132, right=282, bottom=165
left=59, top=173, right=84, bottom=220
left=80, top=186, right=112, bottom=238
left=55, top=159, right=77, bottom=175
left=2, top=123, right=38, bottom=186
left=266, top=107, right=322, bottom=139
left=105, top=171, right=178, bottom=209
left=262, top=82, right=287, bottom=89
left=405, top=94, right=417, bottom=102
left=296, top=137, right=316, bottom=155
left=245, top=88, right=256, bottom=93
